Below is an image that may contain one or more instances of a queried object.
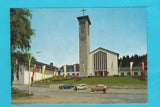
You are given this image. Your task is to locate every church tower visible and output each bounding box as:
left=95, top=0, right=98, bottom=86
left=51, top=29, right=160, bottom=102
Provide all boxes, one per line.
left=77, top=15, right=91, bottom=77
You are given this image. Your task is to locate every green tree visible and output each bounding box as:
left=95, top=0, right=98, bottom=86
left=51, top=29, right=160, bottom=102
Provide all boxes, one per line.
left=11, top=51, right=36, bottom=67
left=50, top=62, right=54, bottom=67
left=10, top=8, right=34, bottom=53
left=10, top=8, right=35, bottom=86
left=118, top=54, right=147, bottom=67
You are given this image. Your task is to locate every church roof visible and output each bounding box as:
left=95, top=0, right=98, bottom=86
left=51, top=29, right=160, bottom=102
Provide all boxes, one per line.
left=34, top=61, right=55, bottom=71
left=77, top=15, right=91, bottom=25
left=90, top=47, right=119, bottom=56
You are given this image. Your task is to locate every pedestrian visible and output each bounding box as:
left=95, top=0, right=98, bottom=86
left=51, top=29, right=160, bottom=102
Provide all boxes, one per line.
left=75, top=86, right=77, bottom=91
left=103, top=85, right=106, bottom=94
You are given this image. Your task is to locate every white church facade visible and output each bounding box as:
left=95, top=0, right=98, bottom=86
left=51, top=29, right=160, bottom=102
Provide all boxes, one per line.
left=77, top=15, right=119, bottom=77
left=88, top=47, right=119, bottom=76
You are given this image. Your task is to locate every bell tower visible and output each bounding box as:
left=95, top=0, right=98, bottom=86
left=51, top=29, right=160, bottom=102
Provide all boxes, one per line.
left=77, top=15, right=91, bottom=77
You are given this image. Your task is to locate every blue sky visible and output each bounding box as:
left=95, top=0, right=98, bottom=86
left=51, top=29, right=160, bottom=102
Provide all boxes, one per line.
left=30, top=7, right=147, bottom=67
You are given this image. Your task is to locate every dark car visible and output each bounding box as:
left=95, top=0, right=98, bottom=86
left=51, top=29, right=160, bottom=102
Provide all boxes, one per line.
left=59, top=83, right=74, bottom=89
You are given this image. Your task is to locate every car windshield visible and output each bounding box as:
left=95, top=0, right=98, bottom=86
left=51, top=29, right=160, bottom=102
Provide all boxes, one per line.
left=79, top=84, right=85, bottom=86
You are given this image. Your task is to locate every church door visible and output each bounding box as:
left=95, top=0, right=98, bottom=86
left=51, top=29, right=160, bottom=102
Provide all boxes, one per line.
left=104, top=71, right=107, bottom=76
left=95, top=72, right=97, bottom=77
left=99, top=72, right=101, bottom=76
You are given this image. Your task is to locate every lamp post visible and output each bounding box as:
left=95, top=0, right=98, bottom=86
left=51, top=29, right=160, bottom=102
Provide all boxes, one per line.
left=28, top=51, right=41, bottom=95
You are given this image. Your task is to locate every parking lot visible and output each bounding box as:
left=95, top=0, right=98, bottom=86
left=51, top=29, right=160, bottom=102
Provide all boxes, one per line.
left=12, top=84, right=148, bottom=104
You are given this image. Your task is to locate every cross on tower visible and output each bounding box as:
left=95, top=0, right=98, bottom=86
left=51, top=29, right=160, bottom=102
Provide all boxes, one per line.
left=81, top=8, right=86, bottom=16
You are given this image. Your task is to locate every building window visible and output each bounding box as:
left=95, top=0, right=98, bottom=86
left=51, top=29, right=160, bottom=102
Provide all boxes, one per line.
left=134, top=72, right=138, bottom=76
left=76, top=69, right=79, bottom=72
left=60, top=69, right=63, bottom=73
left=68, top=73, right=70, bottom=76
left=127, top=72, right=130, bottom=76
left=77, top=73, right=79, bottom=75
left=141, top=72, right=143, bottom=76
left=121, top=72, right=124, bottom=76
left=72, top=73, right=74, bottom=75
left=67, top=69, right=69, bottom=72
left=101, top=71, right=103, bottom=76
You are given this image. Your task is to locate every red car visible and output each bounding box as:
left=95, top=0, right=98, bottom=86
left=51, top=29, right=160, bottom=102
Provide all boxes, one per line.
left=91, top=84, right=109, bottom=92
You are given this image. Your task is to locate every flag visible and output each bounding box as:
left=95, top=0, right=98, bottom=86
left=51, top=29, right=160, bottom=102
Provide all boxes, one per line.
left=142, top=62, right=145, bottom=76
left=42, top=65, right=46, bottom=79
left=73, top=65, right=76, bottom=77
left=32, top=64, right=37, bottom=79
left=83, top=64, right=85, bottom=72
left=63, top=65, right=66, bottom=77
left=130, top=62, right=134, bottom=76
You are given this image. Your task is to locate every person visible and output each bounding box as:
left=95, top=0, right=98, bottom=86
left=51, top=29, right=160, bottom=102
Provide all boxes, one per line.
left=74, top=85, right=77, bottom=91
left=103, top=85, right=106, bottom=94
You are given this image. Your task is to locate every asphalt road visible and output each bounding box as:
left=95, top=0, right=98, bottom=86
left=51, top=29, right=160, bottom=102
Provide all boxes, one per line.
left=12, top=85, right=148, bottom=104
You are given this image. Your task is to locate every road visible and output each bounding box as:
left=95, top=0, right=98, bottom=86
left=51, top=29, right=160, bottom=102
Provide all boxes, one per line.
left=12, top=85, right=148, bottom=104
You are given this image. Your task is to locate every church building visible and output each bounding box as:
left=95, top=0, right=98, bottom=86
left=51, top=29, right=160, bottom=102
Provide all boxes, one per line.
left=77, top=14, right=119, bottom=77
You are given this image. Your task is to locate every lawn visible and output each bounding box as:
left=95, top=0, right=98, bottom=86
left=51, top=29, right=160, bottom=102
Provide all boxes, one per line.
left=12, top=93, right=33, bottom=97
left=36, top=76, right=147, bottom=85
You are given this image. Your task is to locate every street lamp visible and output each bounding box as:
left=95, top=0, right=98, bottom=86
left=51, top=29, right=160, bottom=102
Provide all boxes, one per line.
left=28, top=51, right=41, bottom=95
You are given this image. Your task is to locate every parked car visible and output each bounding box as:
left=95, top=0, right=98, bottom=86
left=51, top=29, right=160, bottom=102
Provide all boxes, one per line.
left=59, top=83, right=74, bottom=89
left=75, top=84, right=87, bottom=90
left=91, top=84, right=109, bottom=92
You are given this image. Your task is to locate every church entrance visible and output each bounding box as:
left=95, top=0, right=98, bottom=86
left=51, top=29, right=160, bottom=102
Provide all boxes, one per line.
left=104, top=71, right=107, bottom=76
left=95, top=71, right=103, bottom=77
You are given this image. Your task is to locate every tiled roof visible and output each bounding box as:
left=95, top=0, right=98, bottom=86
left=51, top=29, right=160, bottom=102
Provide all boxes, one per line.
left=34, top=61, right=55, bottom=71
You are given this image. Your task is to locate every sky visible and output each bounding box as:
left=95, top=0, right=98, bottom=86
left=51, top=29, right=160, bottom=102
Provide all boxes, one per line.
left=30, top=7, right=147, bottom=67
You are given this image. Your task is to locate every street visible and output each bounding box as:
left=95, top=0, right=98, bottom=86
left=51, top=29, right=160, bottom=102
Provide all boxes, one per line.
left=12, top=85, right=148, bottom=104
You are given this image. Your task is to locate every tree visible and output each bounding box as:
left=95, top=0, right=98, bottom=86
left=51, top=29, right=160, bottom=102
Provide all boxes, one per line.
left=118, top=54, right=147, bottom=67
left=11, top=51, right=36, bottom=67
left=10, top=8, right=35, bottom=86
left=10, top=8, right=34, bottom=53
left=50, top=62, right=54, bottom=67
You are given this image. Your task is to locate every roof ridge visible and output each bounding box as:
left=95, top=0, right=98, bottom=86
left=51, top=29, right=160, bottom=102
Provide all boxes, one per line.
left=90, top=47, right=119, bottom=55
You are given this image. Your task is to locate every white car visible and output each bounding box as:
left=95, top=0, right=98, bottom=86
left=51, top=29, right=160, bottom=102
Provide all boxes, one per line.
left=75, top=84, right=87, bottom=90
